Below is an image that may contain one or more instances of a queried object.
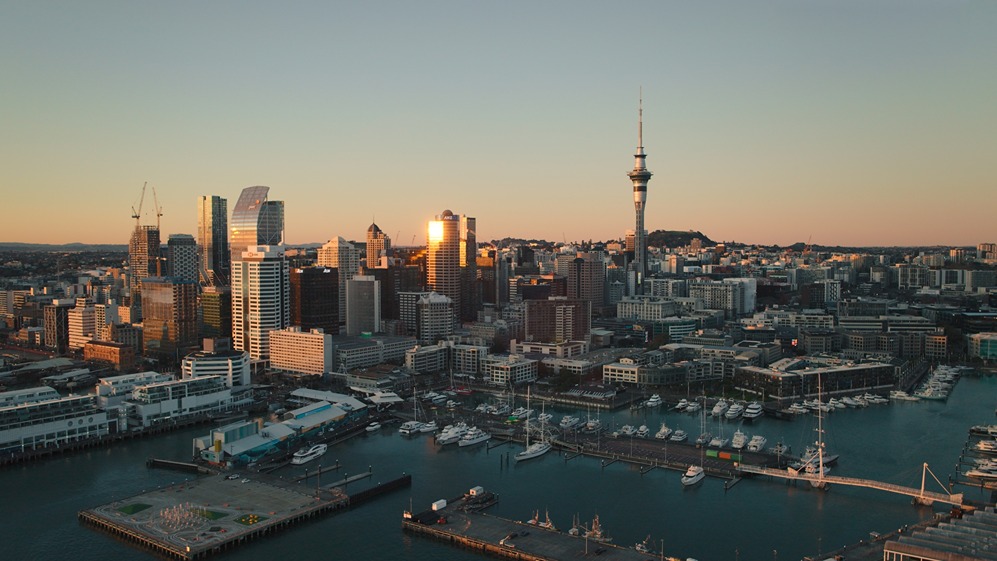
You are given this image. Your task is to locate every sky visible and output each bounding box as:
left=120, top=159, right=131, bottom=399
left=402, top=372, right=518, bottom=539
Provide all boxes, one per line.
left=1, top=1, right=995, bottom=248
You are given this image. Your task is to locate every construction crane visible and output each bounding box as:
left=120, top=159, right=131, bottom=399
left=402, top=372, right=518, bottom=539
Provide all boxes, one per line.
left=152, top=186, right=164, bottom=231
left=803, top=234, right=813, bottom=259
left=131, top=182, right=147, bottom=227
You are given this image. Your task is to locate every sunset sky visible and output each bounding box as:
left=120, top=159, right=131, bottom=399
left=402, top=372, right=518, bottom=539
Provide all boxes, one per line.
left=2, top=2, right=995, bottom=247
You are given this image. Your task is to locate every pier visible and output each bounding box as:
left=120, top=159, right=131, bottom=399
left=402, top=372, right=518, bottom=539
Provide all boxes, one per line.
left=736, top=463, right=964, bottom=507
left=79, top=472, right=411, bottom=560
left=403, top=488, right=683, bottom=561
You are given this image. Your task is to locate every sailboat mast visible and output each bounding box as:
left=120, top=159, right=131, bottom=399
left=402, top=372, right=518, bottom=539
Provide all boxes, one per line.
left=816, top=373, right=825, bottom=483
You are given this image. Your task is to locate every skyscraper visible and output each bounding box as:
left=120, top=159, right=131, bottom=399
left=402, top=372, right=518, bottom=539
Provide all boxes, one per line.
left=366, top=222, right=391, bottom=268
left=142, top=277, right=199, bottom=359
left=290, top=266, right=338, bottom=333
left=200, top=286, right=232, bottom=340
left=128, top=224, right=160, bottom=304
left=167, top=234, right=199, bottom=284
left=231, top=245, right=290, bottom=359
left=197, top=195, right=229, bottom=286
left=427, top=210, right=461, bottom=325
left=627, top=97, right=652, bottom=292
left=346, top=275, right=381, bottom=336
left=229, top=186, right=284, bottom=262
left=460, top=215, right=478, bottom=322
left=317, top=237, right=359, bottom=323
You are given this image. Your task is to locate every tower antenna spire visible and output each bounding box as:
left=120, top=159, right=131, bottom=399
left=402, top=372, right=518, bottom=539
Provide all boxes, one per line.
left=638, top=87, right=643, bottom=152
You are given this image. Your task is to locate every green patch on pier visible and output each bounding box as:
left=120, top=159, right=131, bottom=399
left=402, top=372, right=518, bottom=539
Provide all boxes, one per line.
left=196, top=508, right=227, bottom=521
left=117, top=503, right=152, bottom=515
left=234, top=513, right=267, bottom=526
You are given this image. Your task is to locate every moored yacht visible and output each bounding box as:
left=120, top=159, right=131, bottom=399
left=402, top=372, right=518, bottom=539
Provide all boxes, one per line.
left=436, top=422, right=468, bottom=445
left=291, top=444, right=328, bottom=465
left=559, top=415, right=583, bottom=430
left=681, top=465, right=705, bottom=486
left=635, top=425, right=650, bottom=438
left=655, top=422, right=673, bottom=440
left=730, top=429, right=748, bottom=450
left=398, top=420, right=424, bottom=435
left=669, top=429, right=688, bottom=442
left=365, top=421, right=381, bottom=433
left=711, top=399, right=729, bottom=417
left=725, top=402, right=745, bottom=420
left=742, top=402, right=763, bottom=420
left=747, top=434, right=767, bottom=452
left=458, top=426, right=492, bottom=447
left=419, top=420, right=438, bottom=433
left=515, top=440, right=552, bottom=462
left=645, top=394, right=663, bottom=408
left=674, top=398, right=689, bottom=411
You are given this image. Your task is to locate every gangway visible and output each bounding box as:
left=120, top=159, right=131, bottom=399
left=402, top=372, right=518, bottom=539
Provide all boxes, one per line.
left=737, top=462, right=963, bottom=507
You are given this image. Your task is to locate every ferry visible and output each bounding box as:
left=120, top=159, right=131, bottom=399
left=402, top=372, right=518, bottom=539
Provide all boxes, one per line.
left=290, top=444, right=328, bottom=465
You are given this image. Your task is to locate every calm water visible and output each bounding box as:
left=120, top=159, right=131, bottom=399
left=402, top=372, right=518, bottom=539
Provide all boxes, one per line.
left=3, top=375, right=995, bottom=561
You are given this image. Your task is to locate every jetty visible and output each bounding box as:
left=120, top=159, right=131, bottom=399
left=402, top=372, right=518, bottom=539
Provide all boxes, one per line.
left=403, top=486, right=684, bottom=561
left=736, top=462, right=964, bottom=507
left=79, top=472, right=411, bottom=560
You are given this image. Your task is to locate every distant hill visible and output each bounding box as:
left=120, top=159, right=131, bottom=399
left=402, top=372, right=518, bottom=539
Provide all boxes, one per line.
left=647, top=230, right=716, bottom=249
left=0, top=242, right=128, bottom=252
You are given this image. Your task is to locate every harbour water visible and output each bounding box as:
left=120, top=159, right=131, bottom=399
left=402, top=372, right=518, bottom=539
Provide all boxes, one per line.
left=3, top=374, right=995, bottom=561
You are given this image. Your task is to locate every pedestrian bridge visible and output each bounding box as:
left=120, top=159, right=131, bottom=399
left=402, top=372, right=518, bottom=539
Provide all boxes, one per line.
left=736, top=463, right=964, bottom=507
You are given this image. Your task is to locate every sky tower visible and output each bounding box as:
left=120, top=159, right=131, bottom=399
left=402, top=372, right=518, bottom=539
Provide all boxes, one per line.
left=627, top=95, right=652, bottom=291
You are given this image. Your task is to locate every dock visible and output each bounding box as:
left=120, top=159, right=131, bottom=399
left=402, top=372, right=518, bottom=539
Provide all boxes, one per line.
left=403, top=488, right=683, bottom=561
left=79, top=472, right=411, bottom=560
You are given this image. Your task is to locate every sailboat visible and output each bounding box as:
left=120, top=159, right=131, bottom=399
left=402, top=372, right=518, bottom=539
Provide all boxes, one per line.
left=789, top=373, right=831, bottom=489
left=515, top=388, right=551, bottom=462
left=398, top=390, right=427, bottom=435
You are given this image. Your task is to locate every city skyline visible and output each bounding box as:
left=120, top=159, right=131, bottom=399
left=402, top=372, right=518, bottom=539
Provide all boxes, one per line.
left=2, top=2, right=996, bottom=247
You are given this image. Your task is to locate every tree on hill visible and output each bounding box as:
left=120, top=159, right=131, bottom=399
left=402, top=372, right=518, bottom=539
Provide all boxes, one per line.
left=646, top=230, right=716, bottom=249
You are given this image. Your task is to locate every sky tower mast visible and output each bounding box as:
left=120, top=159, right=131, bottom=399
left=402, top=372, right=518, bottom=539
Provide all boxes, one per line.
left=627, top=93, right=652, bottom=291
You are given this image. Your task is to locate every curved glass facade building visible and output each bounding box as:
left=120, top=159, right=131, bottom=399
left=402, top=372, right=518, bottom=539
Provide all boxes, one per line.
left=230, top=186, right=284, bottom=261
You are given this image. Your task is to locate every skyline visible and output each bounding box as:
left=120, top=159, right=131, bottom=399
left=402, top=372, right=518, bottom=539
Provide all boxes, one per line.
left=2, top=2, right=996, bottom=247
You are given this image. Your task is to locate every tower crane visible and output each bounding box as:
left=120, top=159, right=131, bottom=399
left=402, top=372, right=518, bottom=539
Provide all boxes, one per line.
left=152, top=186, right=164, bottom=231
left=151, top=186, right=166, bottom=276
left=131, top=182, right=147, bottom=227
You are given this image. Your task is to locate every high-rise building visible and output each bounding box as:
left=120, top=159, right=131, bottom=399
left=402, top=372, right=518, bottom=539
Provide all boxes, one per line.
left=93, top=303, right=119, bottom=340
left=44, top=300, right=74, bottom=353
left=197, top=195, right=229, bottom=286
left=524, top=297, right=591, bottom=344
left=231, top=245, right=289, bottom=359
left=290, top=266, right=338, bottom=333
left=460, top=215, right=478, bottom=322
left=366, top=223, right=391, bottom=268
left=416, top=292, right=454, bottom=345
left=200, top=286, right=232, bottom=339
left=128, top=225, right=161, bottom=291
left=427, top=210, right=462, bottom=325
left=317, top=237, right=359, bottom=322
left=68, top=298, right=96, bottom=350
left=399, top=291, right=431, bottom=335
left=229, top=186, right=283, bottom=262
left=346, top=275, right=381, bottom=336
left=167, top=234, right=199, bottom=284
left=562, top=252, right=605, bottom=309
left=626, top=97, right=652, bottom=293
left=141, top=277, right=199, bottom=359
left=365, top=265, right=423, bottom=322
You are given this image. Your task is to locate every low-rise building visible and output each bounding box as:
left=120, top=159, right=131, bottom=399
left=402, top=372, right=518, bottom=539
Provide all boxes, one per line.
left=268, top=327, right=333, bottom=376
left=0, top=392, right=109, bottom=453
left=83, top=340, right=136, bottom=370
left=482, top=354, right=538, bottom=386
left=127, top=375, right=250, bottom=428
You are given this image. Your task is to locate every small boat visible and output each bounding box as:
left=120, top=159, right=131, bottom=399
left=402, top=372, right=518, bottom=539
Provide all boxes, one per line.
left=655, top=422, right=673, bottom=440
left=684, top=401, right=702, bottom=413
left=669, top=429, right=688, bottom=442
left=889, top=390, right=920, bottom=402
left=730, top=429, right=748, bottom=450
left=841, top=397, right=861, bottom=408
left=970, top=425, right=997, bottom=437
left=646, top=394, right=663, bottom=408
left=584, top=515, right=612, bottom=543
left=617, top=424, right=637, bottom=437
left=674, top=398, right=689, bottom=411
left=458, top=426, right=491, bottom=447
left=537, top=412, right=554, bottom=424
left=681, top=465, right=705, bottom=486
left=827, top=398, right=846, bottom=409
left=365, top=422, right=381, bottom=433
left=635, top=535, right=654, bottom=555
left=445, top=400, right=460, bottom=409
left=747, top=434, right=767, bottom=452
left=582, top=417, right=602, bottom=433
left=695, top=432, right=712, bottom=446
left=742, top=402, right=763, bottom=420
left=788, top=403, right=809, bottom=414
left=965, top=468, right=997, bottom=480
left=290, top=444, right=328, bottom=465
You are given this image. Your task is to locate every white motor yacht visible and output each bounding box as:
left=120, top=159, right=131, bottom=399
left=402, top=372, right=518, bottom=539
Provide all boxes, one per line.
left=617, top=424, right=637, bottom=437
left=747, top=434, right=767, bottom=452
left=655, top=422, right=673, bottom=440
left=695, top=432, right=712, bottom=446
left=635, top=425, right=650, bottom=438
left=398, top=421, right=424, bottom=435
left=674, top=399, right=689, bottom=411
left=684, top=401, right=702, bottom=413
left=711, top=399, right=729, bottom=417
left=742, top=402, right=763, bottom=419
left=669, top=429, right=688, bottom=442
left=725, top=403, right=745, bottom=420
left=290, top=444, right=328, bottom=465
left=681, top=465, right=705, bottom=486
left=730, top=429, right=748, bottom=450
left=708, top=435, right=729, bottom=448
left=645, top=394, right=663, bottom=408
left=458, top=426, right=492, bottom=447
left=365, top=422, right=381, bottom=433
left=559, top=415, right=583, bottom=430
left=418, top=420, right=438, bottom=433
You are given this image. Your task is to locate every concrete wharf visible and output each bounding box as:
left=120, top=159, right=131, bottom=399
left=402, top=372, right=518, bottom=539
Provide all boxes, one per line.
left=403, top=489, right=682, bottom=561
left=79, top=471, right=411, bottom=560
